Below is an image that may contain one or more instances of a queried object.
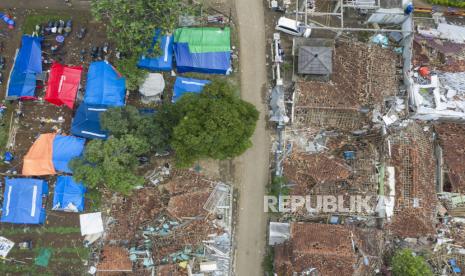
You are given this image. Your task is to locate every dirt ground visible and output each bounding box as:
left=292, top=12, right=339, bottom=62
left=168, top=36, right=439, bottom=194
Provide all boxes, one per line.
left=233, top=0, right=271, bottom=276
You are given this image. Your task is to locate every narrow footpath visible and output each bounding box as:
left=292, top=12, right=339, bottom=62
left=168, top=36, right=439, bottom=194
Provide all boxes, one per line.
left=233, top=0, right=270, bottom=275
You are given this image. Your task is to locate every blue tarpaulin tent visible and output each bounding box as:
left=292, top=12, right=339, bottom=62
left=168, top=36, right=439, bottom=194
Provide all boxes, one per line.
left=52, top=135, right=85, bottom=173
left=84, top=61, right=126, bottom=106
left=52, top=176, right=86, bottom=212
left=173, top=77, right=210, bottom=102
left=173, top=28, right=231, bottom=74
left=6, top=35, right=42, bottom=99
left=138, top=30, right=173, bottom=71
left=71, top=103, right=108, bottom=139
left=1, top=178, right=48, bottom=224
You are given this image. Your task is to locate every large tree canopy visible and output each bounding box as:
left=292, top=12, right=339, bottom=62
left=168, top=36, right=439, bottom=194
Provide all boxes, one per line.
left=171, top=79, right=259, bottom=167
left=70, top=135, right=150, bottom=195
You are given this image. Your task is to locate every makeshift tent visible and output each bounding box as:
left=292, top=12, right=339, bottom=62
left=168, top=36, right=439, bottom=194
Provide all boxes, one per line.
left=45, top=63, right=83, bottom=109
left=172, top=77, right=210, bottom=102
left=84, top=61, right=126, bottom=106
left=23, top=133, right=57, bottom=176
left=1, top=178, right=48, bottom=224
left=22, top=134, right=85, bottom=175
left=52, top=176, right=86, bottom=212
left=6, top=35, right=42, bottom=99
left=174, top=27, right=231, bottom=74
left=138, top=30, right=174, bottom=71
left=139, top=73, right=165, bottom=104
left=52, top=135, right=85, bottom=173
left=71, top=103, right=109, bottom=139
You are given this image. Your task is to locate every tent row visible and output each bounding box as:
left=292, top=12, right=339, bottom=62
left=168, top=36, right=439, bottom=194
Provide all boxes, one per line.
left=137, top=27, right=232, bottom=75
left=1, top=176, right=86, bottom=224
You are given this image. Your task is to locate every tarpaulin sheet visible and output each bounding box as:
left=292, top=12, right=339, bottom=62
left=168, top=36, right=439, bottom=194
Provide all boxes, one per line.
left=53, top=176, right=86, bottom=212
left=1, top=178, right=48, bottom=224
left=7, top=66, right=37, bottom=99
left=84, top=61, right=126, bottom=106
left=16, top=35, right=42, bottom=74
left=138, top=30, right=173, bottom=71
left=71, top=103, right=109, bottom=140
left=173, top=27, right=231, bottom=74
left=174, top=27, right=231, bottom=53
left=173, top=77, right=210, bottom=102
left=52, top=135, right=85, bottom=173
left=22, top=133, right=57, bottom=176
left=45, top=63, right=82, bottom=109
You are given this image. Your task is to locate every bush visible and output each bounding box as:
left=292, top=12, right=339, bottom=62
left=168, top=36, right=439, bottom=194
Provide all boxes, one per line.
left=428, top=0, right=465, bottom=8
left=392, top=249, right=433, bottom=276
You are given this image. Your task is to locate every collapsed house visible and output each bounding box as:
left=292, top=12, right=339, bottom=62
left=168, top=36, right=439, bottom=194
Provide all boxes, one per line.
left=385, top=122, right=438, bottom=238
left=273, top=222, right=384, bottom=276
left=95, top=170, right=233, bottom=275
left=292, top=40, right=399, bottom=131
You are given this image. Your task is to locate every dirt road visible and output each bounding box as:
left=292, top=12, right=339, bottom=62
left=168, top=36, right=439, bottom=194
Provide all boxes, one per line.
left=233, top=0, right=270, bottom=275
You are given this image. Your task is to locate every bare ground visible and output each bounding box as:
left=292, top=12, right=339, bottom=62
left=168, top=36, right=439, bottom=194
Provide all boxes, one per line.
left=233, top=0, right=270, bottom=275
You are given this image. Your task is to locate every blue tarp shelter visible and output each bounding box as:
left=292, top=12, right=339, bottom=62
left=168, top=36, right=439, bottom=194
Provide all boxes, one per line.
left=71, top=103, right=109, bottom=139
left=138, top=30, right=174, bottom=71
left=173, top=77, right=210, bottom=102
left=52, top=135, right=86, bottom=173
left=173, top=28, right=231, bottom=75
left=52, top=176, right=86, bottom=212
left=1, top=178, right=48, bottom=224
left=84, top=61, right=126, bottom=106
left=6, top=35, right=42, bottom=99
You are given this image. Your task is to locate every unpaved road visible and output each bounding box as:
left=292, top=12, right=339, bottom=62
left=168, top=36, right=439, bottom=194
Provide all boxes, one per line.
left=234, top=0, right=270, bottom=275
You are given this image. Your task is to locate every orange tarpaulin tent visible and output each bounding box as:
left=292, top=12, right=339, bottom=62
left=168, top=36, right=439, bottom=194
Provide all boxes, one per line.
left=22, top=133, right=57, bottom=176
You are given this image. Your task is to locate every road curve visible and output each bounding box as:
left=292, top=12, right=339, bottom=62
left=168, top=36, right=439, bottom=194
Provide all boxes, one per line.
left=233, top=0, right=270, bottom=275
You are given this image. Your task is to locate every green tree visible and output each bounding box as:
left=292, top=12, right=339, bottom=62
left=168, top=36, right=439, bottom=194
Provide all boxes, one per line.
left=101, top=105, right=174, bottom=152
left=171, top=79, right=259, bottom=167
left=392, top=249, right=433, bottom=276
left=91, top=0, right=196, bottom=89
left=70, top=135, right=150, bottom=195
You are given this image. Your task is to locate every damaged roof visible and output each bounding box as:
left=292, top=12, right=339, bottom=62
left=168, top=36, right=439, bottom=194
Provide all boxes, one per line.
left=166, top=189, right=211, bottom=218
left=97, top=246, right=132, bottom=274
left=298, top=46, right=333, bottom=75
left=435, top=123, right=465, bottom=193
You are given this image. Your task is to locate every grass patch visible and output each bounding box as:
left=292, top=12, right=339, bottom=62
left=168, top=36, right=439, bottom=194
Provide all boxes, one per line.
left=22, top=12, right=67, bottom=34
left=1, top=226, right=80, bottom=236
left=263, top=246, right=275, bottom=275
left=428, top=0, right=465, bottom=8
left=268, top=175, right=289, bottom=198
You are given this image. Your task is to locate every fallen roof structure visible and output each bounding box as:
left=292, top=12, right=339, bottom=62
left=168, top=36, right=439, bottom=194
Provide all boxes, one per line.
left=386, top=122, right=438, bottom=238
left=274, top=222, right=384, bottom=276
left=292, top=40, right=398, bottom=130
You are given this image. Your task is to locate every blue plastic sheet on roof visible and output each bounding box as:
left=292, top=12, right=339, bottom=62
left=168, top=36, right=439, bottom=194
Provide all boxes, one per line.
left=1, top=178, right=48, bottom=224
left=138, top=30, right=173, bottom=71
left=71, top=103, right=109, bottom=140
left=173, top=77, right=210, bottom=102
left=84, top=61, right=126, bottom=106
left=52, top=135, right=85, bottom=173
left=52, top=176, right=86, bottom=212
left=174, top=43, right=231, bottom=74
left=16, top=35, right=42, bottom=74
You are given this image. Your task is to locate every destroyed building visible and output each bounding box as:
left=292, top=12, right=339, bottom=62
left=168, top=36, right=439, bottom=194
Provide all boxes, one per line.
left=385, top=122, right=438, bottom=238
left=292, top=40, right=399, bottom=131
left=98, top=170, right=233, bottom=275
left=273, top=222, right=384, bottom=276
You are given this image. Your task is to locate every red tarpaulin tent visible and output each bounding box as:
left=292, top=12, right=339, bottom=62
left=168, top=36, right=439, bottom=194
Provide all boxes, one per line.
left=45, top=63, right=82, bottom=109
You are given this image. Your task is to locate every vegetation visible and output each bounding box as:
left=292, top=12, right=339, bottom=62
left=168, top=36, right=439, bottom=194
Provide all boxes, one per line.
left=392, top=249, right=433, bottom=276
left=263, top=247, right=275, bottom=275
left=171, top=79, right=259, bottom=167
left=91, top=0, right=195, bottom=89
left=428, top=0, right=465, bottom=8
left=70, top=135, right=149, bottom=195
left=268, top=175, right=289, bottom=198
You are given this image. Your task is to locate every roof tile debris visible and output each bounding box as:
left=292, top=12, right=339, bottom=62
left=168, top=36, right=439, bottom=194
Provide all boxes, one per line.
left=274, top=223, right=383, bottom=276
left=435, top=123, right=465, bottom=193
left=166, top=189, right=211, bottom=219
left=97, top=246, right=132, bottom=275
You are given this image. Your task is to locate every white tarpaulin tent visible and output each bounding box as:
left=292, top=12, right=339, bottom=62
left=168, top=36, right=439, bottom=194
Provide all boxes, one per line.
left=79, top=212, right=104, bottom=236
left=0, top=236, right=15, bottom=258
left=139, top=73, right=165, bottom=104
